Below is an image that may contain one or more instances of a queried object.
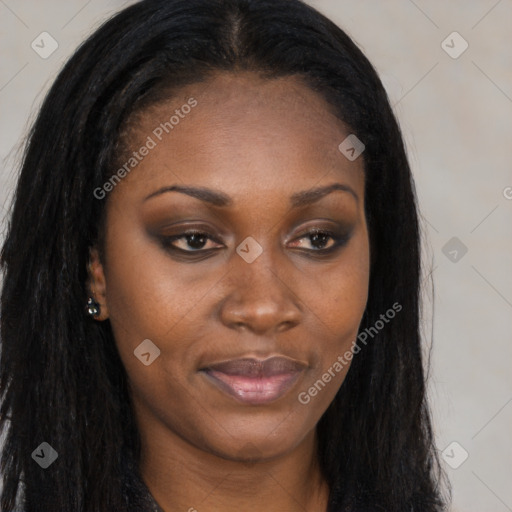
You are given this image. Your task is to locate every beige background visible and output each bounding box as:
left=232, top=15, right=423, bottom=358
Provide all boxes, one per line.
left=1, top=1, right=511, bottom=511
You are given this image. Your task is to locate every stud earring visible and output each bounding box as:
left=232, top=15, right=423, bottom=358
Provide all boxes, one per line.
left=86, top=297, right=101, bottom=318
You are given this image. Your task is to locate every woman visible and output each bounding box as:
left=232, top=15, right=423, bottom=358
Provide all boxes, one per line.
left=0, top=0, right=449, bottom=510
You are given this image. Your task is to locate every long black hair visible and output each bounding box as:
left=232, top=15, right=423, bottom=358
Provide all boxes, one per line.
left=0, top=0, right=449, bottom=510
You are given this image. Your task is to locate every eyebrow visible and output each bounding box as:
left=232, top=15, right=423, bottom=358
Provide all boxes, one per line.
left=143, top=182, right=358, bottom=207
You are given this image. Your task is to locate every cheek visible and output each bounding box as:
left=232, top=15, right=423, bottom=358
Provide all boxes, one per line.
left=101, top=216, right=228, bottom=394
left=297, top=277, right=368, bottom=416
left=301, top=230, right=369, bottom=398
left=101, top=226, right=200, bottom=409
left=102, top=219, right=202, bottom=342
left=313, top=229, right=370, bottom=337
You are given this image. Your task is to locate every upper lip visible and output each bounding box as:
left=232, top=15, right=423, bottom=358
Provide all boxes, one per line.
left=201, top=356, right=307, bottom=378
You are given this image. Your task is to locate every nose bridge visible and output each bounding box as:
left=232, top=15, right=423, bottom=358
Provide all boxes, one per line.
left=219, top=240, right=301, bottom=334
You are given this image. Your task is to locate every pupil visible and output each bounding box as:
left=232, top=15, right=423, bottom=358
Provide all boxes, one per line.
left=311, top=232, right=328, bottom=249
left=187, top=234, right=207, bottom=249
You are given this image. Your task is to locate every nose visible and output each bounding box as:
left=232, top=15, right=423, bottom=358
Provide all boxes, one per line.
left=218, top=251, right=302, bottom=336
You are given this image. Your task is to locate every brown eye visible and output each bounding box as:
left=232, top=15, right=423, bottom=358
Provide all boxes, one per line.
left=291, top=231, right=335, bottom=250
left=161, top=230, right=223, bottom=253
left=288, top=228, right=351, bottom=254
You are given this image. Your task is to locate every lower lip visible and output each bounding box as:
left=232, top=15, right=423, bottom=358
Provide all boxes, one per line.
left=201, top=369, right=302, bottom=405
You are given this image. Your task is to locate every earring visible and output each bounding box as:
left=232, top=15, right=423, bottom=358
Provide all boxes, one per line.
left=86, top=297, right=101, bottom=318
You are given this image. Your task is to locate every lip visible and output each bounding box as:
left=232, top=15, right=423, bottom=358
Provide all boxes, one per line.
left=200, top=356, right=306, bottom=405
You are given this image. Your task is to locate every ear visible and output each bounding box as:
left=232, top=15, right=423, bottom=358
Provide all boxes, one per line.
left=86, top=247, right=109, bottom=321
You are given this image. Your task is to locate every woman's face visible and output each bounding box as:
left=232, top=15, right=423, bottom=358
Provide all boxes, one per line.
left=89, top=72, right=370, bottom=462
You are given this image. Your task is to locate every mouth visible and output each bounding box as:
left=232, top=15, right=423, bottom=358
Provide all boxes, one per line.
left=199, top=356, right=306, bottom=405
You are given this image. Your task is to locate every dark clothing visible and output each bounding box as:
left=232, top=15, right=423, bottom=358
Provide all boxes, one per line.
left=120, top=452, right=165, bottom=512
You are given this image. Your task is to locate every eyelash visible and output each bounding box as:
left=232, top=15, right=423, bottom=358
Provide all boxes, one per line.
left=159, top=228, right=350, bottom=258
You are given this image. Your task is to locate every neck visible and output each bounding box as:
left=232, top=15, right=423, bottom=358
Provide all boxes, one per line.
left=138, top=420, right=329, bottom=512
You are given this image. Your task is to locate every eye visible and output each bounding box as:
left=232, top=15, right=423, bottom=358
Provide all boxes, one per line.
left=158, top=227, right=351, bottom=258
left=288, top=228, right=350, bottom=253
left=160, top=230, right=223, bottom=253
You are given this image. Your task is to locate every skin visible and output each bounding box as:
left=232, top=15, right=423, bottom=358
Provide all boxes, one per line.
left=87, top=71, right=370, bottom=512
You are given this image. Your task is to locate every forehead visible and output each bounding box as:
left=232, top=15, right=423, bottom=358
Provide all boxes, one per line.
left=113, top=71, right=364, bottom=200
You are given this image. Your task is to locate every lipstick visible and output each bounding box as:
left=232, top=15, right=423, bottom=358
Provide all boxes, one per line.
left=200, top=356, right=305, bottom=405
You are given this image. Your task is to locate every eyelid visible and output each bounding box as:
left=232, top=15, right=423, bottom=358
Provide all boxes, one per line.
left=159, top=228, right=224, bottom=251
left=158, top=225, right=352, bottom=257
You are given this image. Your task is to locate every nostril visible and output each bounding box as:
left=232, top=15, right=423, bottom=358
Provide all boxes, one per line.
left=277, top=320, right=296, bottom=332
